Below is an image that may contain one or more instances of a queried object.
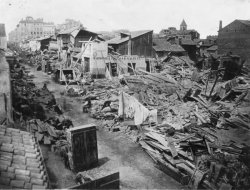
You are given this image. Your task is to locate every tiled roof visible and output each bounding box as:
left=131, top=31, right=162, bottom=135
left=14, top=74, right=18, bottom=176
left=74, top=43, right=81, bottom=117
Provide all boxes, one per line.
left=153, top=38, right=185, bottom=52
left=0, top=125, right=48, bottom=189
left=107, top=30, right=153, bottom=44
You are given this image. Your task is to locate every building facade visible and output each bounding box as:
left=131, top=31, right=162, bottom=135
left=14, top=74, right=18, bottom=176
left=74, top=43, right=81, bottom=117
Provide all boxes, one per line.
left=8, top=16, right=55, bottom=42
left=159, top=19, right=200, bottom=40
left=218, top=19, right=250, bottom=67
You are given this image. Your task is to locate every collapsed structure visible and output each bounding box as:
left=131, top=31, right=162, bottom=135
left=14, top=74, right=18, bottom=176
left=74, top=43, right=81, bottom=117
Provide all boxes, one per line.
left=1, top=17, right=250, bottom=189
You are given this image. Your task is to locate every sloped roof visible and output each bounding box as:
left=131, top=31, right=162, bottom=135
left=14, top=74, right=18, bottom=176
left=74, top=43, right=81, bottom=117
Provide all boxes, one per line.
left=107, top=30, right=153, bottom=44
left=237, top=20, right=250, bottom=26
left=58, top=27, right=98, bottom=38
left=36, top=36, right=52, bottom=41
left=207, top=45, right=218, bottom=51
left=57, top=26, right=80, bottom=35
left=153, top=38, right=185, bottom=52
left=0, top=24, right=6, bottom=37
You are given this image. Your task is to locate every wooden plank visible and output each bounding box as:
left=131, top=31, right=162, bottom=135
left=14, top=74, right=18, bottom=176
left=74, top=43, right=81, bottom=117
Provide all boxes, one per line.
left=69, top=172, right=119, bottom=189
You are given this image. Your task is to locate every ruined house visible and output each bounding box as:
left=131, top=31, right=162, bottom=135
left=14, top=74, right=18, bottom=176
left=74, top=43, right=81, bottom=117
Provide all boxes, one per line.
left=218, top=19, right=250, bottom=67
left=57, top=27, right=101, bottom=48
left=107, top=30, right=153, bottom=57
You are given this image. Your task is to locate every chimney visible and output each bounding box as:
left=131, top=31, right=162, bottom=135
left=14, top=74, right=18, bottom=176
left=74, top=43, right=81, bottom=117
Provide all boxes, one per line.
left=0, top=23, right=7, bottom=50
left=128, top=34, right=131, bottom=56
left=219, top=20, right=222, bottom=31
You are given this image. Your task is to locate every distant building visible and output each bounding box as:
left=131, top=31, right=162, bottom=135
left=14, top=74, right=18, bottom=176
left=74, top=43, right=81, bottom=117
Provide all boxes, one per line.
left=8, top=16, right=55, bottom=42
left=159, top=19, right=200, bottom=40
left=56, top=19, right=83, bottom=32
left=107, top=30, right=153, bottom=57
left=218, top=19, right=250, bottom=66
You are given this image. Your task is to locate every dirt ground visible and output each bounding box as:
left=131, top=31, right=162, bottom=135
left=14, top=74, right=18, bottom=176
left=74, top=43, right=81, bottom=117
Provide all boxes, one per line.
left=27, top=66, right=183, bottom=189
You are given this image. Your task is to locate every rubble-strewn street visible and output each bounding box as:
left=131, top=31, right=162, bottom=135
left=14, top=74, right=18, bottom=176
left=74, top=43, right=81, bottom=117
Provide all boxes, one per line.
left=1, top=1, right=250, bottom=189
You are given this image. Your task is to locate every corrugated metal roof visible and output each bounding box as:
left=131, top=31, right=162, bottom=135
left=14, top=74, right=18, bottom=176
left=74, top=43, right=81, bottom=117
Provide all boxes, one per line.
left=153, top=38, right=185, bottom=52
left=107, top=30, right=153, bottom=44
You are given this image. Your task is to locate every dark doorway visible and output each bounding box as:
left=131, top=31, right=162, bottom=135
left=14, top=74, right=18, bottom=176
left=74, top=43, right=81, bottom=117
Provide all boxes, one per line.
left=84, top=57, right=90, bottom=72
left=146, top=61, right=150, bottom=72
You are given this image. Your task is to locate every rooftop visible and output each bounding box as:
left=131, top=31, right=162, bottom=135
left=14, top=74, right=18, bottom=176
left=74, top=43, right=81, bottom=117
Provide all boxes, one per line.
left=153, top=38, right=185, bottom=52
left=181, top=38, right=197, bottom=46
left=107, top=30, right=153, bottom=44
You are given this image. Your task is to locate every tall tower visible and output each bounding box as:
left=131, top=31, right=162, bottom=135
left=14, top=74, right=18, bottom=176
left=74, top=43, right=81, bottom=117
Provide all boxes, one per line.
left=180, top=19, right=187, bottom=31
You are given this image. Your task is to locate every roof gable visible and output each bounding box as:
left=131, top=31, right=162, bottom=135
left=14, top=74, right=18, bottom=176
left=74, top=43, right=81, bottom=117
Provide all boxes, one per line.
left=220, top=19, right=250, bottom=32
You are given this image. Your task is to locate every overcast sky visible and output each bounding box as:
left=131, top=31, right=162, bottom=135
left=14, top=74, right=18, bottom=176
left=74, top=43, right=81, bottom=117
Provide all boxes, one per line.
left=1, top=0, right=250, bottom=38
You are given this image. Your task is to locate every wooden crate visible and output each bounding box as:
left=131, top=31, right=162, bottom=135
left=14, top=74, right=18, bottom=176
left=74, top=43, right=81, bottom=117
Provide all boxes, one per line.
left=67, top=124, right=98, bottom=172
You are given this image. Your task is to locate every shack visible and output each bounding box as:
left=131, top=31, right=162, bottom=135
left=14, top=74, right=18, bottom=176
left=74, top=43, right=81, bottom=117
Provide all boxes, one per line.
left=37, top=36, right=56, bottom=51
left=77, top=41, right=153, bottom=78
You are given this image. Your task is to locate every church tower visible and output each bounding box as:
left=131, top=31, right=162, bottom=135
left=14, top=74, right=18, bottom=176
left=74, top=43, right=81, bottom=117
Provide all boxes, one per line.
left=180, top=19, right=187, bottom=31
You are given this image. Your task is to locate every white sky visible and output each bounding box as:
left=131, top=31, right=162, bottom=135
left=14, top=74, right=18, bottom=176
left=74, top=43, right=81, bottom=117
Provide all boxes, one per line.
left=1, top=0, right=250, bottom=38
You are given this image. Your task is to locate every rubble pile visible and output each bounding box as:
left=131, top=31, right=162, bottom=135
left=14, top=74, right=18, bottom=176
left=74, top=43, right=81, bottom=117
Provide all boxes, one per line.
left=136, top=71, right=250, bottom=189
left=10, top=62, right=73, bottom=146
left=83, top=79, right=121, bottom=120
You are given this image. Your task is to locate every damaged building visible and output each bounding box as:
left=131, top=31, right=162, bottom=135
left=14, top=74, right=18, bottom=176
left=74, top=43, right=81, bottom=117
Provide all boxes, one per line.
left=218, top=19, right=250, bottom=68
